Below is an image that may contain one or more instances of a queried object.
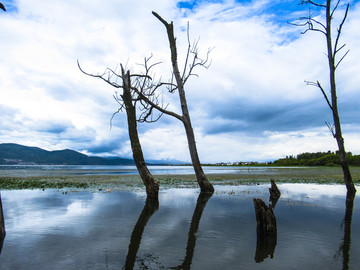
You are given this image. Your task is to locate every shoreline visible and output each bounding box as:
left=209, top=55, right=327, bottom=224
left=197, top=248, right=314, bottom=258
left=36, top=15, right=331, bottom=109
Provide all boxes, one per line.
left=1, top=166, right=360, bottom=190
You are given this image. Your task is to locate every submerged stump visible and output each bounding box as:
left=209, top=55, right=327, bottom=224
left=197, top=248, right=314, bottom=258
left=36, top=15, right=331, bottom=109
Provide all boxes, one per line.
left=253, top=198, right=277, bottom=233
left=253, top=198, right=277, bottom=263
left=269, top=179, right=281, bottom=208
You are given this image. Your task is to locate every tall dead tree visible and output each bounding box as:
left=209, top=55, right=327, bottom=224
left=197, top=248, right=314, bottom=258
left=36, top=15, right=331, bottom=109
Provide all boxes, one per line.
left=79, top=11, right=214, bottom=194
left=78, top=60, right=160, bottom=197
left=144, top=11, right=214, bottom=193
left=293, top=0, right=356, bottom=197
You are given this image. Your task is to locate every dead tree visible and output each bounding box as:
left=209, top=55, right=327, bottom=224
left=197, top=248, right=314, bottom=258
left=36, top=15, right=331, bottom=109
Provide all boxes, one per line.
left=78, top=60, right=160, bottom=197
left=79, top=11, right=214, bottom=194
left=292, top=0, right=356, bottom=197
left=145, top=11, right=214, bottom=193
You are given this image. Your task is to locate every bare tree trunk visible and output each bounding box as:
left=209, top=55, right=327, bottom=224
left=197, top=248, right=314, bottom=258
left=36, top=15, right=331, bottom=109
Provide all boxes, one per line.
left=325, top=1, right=356, bottom=196
left=153, top=12, right=214, bottom=193
left=122, top=70, right=159, bottom=198
left=183, top=118, right=214, bottom=193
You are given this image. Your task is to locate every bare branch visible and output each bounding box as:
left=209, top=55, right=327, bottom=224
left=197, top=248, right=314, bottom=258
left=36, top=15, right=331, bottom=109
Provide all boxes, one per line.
left=131, top=86, right=183, bottom=122
left=0, top=3, right=5, bottom=11
left=77, top=60, right=122, bottom=89
left=305, top=80, right=334, bottom=111
left=290, top=15, right=327, bottom=35
left=334, top=3, right=349, bottom=55
left=182, top=22, right=191, bottom=81
left=330, top=0, right=341, bottom=18
left=326, top=121, right=336, bottom=138
left=335, top=49, right=349, bottom=69
left=300, top=0, right=326, bottom=8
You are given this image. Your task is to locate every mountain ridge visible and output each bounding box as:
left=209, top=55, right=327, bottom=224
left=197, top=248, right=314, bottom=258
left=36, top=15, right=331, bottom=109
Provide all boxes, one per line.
left=0, top=143, right=135, bottom=165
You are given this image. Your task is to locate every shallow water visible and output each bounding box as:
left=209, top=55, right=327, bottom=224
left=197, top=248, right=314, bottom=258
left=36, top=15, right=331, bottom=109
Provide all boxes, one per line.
left=0, top=184, right=359, bottom=269
left=0, top=164, right=320, bottom=176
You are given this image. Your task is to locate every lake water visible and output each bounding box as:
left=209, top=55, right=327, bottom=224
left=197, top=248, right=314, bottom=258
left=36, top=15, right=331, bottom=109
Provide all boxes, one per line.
left=0, top=164, right=322, bottom=177
left=0, top=184, right=359, bottom=269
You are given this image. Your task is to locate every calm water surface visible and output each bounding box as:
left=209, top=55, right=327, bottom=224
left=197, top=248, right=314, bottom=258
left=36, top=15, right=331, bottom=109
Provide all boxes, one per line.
left=0, top=184, right=359, bottom=269
left=0, top=164, right=312, bottom=176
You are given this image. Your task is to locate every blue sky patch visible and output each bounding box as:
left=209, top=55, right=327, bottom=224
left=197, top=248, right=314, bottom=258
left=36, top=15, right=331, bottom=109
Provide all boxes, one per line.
left=1, top=0, right=18, bottom=13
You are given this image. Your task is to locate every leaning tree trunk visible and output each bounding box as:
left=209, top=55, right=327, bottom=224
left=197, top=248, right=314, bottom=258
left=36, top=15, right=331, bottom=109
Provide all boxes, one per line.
left=183, top=120, right=214, bottom=193
left=122, top=69, right=159, bottom=197
left=325, top=1, right=356, bottom=197
left=153, top=11, right=214, bottom=193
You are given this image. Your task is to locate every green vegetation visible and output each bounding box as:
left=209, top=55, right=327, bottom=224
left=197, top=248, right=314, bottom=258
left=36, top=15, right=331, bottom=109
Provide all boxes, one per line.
left=271, top=151, right=360, bottom=167
left=0, top=166, right=359, bottom=191
left=0, top=178, right=90, bottom=190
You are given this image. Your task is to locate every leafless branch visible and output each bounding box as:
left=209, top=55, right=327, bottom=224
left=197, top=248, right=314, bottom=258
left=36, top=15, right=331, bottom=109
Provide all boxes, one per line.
left=77, top=60, right=122, bottom=89
left=290, top=15, right=327, bottom=35
left=305, top=80, right=334, bottom=111
left=333, top=3, right=349, bottom=55
left=335, top=49, right=349, bottom=69
left=300, top=0, right=326, bottom=8
left=182, top=22, right=191, bottom=81
left=330, top=0, right=341, bottom=18
left=131, top=85, right=183, bottom=121
left=326, top=121, right=336, bottom=137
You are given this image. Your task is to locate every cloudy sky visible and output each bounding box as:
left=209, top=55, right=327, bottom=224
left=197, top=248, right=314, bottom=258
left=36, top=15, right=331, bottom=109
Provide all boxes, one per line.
left=0, top=0, right=359, bottom=163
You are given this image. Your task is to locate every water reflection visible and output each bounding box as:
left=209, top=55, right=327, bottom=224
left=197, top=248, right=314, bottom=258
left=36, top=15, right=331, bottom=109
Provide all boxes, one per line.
left=124, top=192, right=212, bottom=270
left=0, top=185, right=359, bottom=269
left=253, top=181, right=280, bottom=263
left=124, top=196, right=159, bottom=270
left=0, top=192, right=5, bottom=254
left=170, top=192, right=212, bottom=270
left=337, top=191, right=356, bottom=270
left=253, top=199, right=277, bottom=263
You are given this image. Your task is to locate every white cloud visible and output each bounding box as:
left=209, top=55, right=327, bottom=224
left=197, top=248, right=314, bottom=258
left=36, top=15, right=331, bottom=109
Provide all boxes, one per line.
left=0, top=0, right=359, bottom=163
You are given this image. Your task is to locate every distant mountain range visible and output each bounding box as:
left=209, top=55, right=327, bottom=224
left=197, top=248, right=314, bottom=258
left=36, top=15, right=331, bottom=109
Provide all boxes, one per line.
left=0, top=143, right=135, bottom=165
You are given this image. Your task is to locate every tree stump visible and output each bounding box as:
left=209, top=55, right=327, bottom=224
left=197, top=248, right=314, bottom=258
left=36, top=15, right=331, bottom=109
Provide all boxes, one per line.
left=253, top=198, right=277, bottom=263
left=253, top=198, right=277, bottom=233
left=269, top=179, right=281, bottom=208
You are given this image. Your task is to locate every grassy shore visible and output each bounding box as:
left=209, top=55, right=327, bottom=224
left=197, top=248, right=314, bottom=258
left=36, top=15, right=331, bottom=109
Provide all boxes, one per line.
left=0, top=166, right=360, bottom=191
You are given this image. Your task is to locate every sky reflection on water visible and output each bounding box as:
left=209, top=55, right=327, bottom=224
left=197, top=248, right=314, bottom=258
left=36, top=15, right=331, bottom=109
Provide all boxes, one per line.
left=0, top=184, right=359, bottom=269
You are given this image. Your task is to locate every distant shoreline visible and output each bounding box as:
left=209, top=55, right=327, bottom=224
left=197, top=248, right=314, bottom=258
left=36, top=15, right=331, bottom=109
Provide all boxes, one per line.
left=0, top=166, right=359, bottom=191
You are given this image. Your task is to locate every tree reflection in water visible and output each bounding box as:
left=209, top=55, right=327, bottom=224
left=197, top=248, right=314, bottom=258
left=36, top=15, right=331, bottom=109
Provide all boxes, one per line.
left=0, top=192, right=5, bottom=254
left=335, top=191, right=356, bottom=270
left=170, top=192, right=212, bottom=270
left=253, top=181, right=280, bottom=263
left=123, top=196, right=159, bottom=270
left=123, top=192, right=212, bottom=270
